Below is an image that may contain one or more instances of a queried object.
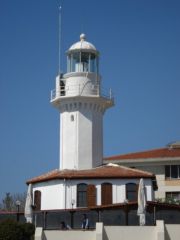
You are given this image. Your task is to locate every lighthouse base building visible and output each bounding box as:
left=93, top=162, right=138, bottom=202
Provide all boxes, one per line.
left=27, top=164, right=157, bottom=210
left=26, top=34, right=157, bottom=211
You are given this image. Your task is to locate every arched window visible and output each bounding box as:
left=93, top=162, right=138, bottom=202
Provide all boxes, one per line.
left=77, top=183, right=87, bottom=207
left=34, top=190, right=41, bottom=210
left=101, top=182, right=112, bottom=205
left=126, top=183, right=138, bottom=202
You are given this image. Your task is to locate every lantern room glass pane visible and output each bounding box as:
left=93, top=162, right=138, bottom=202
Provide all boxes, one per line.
left=90, top=54, right=97, bottom=73
left=81, top=52, right=89, bottom=72
left=67, top=52, right=98, bottom=73
left=72, top=52, right=80, bottom=72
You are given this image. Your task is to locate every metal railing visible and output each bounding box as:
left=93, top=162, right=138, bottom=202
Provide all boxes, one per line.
left=50, top=84, right=113, bottom=101
left=1, top=202, right=180, bottom=229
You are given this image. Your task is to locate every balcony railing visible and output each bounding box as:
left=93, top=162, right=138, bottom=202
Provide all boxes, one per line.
left=1, top=201, right=180, bottom=229
left=50, top=84, right=113, bottom=101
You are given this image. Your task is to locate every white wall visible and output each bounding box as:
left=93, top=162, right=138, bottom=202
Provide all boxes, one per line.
left=65, top=178, right=153, bottom=209
left=165, top=224, right=180, bottom=240
left=60, top=102, right=103, bottom=171
left=64, top=72, right=100, bottom=97
left=36, top=222, right=177, bottom=240
left=104, top=226, right=156, bottom=240
left=32, top=178, right=153, bottom=210
left=60, top=111, right=78, bottom=170
left=43, top=230, right=96, bottom=240
left=32, top=180, right=65, bottom=210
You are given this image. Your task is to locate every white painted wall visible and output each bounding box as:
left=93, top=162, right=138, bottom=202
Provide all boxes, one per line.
left=32, top=178, right=153, bottom=210
left=32, top=180, right=64, bottom=210
left=60, top=111, right=77, bottom=170
left=63, top=72, right=100, bottom=97
left=165, top=224, right=180, bottom=240
left=43, top=230, right=96, bottom=240
left=104, top=226, right=156, bottom=240
left=60, top=101, right=103, bottom=170
left=36, top=222, right=180, bottom=240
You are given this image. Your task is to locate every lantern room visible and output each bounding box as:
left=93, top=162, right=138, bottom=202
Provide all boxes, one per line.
left=67, top=33, right=99, bottom=74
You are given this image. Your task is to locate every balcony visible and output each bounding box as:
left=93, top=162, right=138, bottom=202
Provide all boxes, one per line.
left=50, top=83, right=113, bottom=102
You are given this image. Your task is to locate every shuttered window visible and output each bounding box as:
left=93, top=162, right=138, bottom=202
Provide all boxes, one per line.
left=101, top=182, right=112, bottom=205
left=34, top=190, right=41, bottom=210
left=77, top=183, right=87, bottom=207
left=87, top=184, right=96, bottom=207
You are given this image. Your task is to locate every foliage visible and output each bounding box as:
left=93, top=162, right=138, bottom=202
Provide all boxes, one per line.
left=0, top=193, right=13, bottom=211
left=0, top=219, right=35, bottom=240
left=0, top=192, right=26, bottom=211
left=155, top=197, right=180, bottom=205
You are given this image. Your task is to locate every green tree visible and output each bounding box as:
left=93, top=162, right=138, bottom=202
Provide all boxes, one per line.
left=2, top=193, right=14, bottom=211
left=0, top=192, right=26, bottom=211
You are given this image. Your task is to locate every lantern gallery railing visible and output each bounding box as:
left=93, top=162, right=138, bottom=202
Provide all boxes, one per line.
left=50, top=84, right=113, bottom=101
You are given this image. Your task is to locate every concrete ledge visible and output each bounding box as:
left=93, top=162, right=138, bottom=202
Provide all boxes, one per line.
left=43, top=229, right=96, bottom=240
left=96, top=222, right=103, bottom=240
left=35, top=221, right=174, bottom=240
left=156, top=220, right=165, bottom=240
left=34, top=227, right=43, bottom=240
left=165, top=224, right=180, bottom=240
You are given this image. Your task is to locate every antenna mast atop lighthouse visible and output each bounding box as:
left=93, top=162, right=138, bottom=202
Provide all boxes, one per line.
left=51, top=34, right=114, bottom=170
left=58, top=5, right=62, bottom=75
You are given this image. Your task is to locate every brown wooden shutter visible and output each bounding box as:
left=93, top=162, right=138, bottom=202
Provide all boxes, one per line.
left=101, top=183, right=112, bottom=205
left=87, top=184, right=96, bottom=207
left=34, top=190, right=41, bottom=210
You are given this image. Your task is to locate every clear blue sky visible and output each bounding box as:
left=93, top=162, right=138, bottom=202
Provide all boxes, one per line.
left=0, top=0, right=180, bottom=200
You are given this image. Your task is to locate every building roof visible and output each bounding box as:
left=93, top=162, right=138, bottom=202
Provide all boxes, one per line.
left=27, top=164, right=156, bottom=185
left=104, top=145, right=180, bottom=162
left=68, top=33, right=97, bottom=52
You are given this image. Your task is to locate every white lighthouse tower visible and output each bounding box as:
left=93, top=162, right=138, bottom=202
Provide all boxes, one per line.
left=51, top=34, right=114, bottom=170
left=27, top=34, right=156, bottom=212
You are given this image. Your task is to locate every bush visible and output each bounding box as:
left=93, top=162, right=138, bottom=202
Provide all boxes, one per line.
left=155, top=197, right=180, bottom=205
left=0, top=219, right=35, bottom=240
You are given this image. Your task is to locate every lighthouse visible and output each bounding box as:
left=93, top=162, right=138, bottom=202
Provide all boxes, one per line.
left=27, top=34, right=156, bottom=211
left=51, top=34, right=114, bottom=170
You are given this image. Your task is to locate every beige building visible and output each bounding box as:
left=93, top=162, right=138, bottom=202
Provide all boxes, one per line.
left=104, top=142, right=180, bottom=200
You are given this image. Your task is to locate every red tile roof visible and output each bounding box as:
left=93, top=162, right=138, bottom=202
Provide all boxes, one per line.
left=27, top=164, right=155, bottom=184
left=104, top=147, right=180, bottom=161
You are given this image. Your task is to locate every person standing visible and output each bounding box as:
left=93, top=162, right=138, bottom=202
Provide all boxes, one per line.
left=81, top=214, right=89, bottom=229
